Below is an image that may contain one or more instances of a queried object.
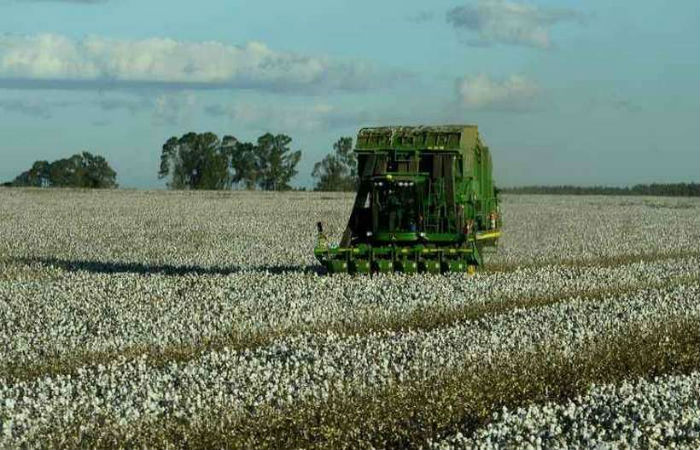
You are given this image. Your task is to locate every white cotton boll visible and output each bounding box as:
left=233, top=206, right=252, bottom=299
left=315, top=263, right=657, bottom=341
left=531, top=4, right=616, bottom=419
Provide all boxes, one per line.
left=1, top=190, right=699, bottom=448
left=2, top=420, right=13, bottom=438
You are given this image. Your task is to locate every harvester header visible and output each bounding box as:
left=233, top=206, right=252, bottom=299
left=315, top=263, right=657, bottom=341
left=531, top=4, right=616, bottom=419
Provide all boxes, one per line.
left=315, top=125, right=501, bottom=274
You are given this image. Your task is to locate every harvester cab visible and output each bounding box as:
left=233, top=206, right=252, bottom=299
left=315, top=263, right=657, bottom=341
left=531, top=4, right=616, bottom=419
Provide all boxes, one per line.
left=315, top=125, right=501, bottom=274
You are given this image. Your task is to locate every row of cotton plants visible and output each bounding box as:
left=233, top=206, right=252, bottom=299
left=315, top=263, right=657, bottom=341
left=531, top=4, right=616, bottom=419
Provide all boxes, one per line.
left=0, top=188, right=698, bottom=449
left=0, top=256, right=697, bottom=370
left=431, top=371, right=700, bottom=450
left=489, top=195, right=700, bottom=267
left=1, top=280, right=697, bottom=448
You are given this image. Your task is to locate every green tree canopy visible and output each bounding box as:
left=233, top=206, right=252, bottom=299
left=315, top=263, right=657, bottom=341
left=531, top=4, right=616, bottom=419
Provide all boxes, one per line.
left=158, top=132, right=235, bottom=190
left=12, top=152, right=117, bottom=188
left=254, top=133, right=302, bottom=191
left=158, top=131, right=302, bottom=191
left=230, top=141, right=258, bottom=190
left=312, top=137, right=357, bottom=191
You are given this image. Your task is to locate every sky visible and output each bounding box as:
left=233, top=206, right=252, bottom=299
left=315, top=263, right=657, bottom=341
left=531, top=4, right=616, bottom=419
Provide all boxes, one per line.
left=0, top=0, right=698, bottom=188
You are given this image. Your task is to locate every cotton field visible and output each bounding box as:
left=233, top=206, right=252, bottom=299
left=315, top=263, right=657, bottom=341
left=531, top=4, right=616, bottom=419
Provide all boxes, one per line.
left=0, top=188, right=699, bottom=450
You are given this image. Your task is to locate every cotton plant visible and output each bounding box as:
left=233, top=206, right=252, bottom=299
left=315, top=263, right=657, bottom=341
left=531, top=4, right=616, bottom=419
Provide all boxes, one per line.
left=0, top=189, right=698, bottom=449
left=431, top=372, right=700, bottom=450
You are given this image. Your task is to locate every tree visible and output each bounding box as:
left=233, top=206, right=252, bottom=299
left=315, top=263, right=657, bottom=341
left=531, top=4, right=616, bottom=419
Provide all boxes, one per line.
left=230, top=141, right=258, bottom=190
left=312, top=137, right=357, bottom=191
left=13, top=160, right=51, bottom=187
left=158, top=131, right=302, bottom=191
left=71, top=152, right=118, bottom=188
left=12, top=152, right=117, bottom=188
left=254, top=133, right=302, bottom=191
left=158, top=132, right=233, bottom=190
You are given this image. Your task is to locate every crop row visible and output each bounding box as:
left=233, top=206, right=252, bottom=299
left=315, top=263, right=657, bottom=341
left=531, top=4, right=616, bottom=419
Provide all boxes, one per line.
left=432, top=371, right=700, bottom=450
left=1, top=189, right=698, bottom=449
left=0, top=256, right=697, bottom=378
left=1, top=280, right=697, bottom=448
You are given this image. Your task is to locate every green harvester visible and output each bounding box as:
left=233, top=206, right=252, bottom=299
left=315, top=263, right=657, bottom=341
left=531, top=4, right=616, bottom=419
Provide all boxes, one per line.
left=315, top=125, right=501, bottom=274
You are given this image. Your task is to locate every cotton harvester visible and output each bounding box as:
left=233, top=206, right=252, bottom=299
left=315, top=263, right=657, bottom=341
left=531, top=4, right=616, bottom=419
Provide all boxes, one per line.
left=314, top=125, right=501, bottom=274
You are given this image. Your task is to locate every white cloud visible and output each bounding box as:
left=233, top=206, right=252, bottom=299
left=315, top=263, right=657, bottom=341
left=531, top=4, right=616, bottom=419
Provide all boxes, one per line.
left=446, top=0, right=584, bottom=48
left=456, top=74, right=537, bottom=109
left=0, top=34, right=399, bottom=92
left=204, top=102, right=369, bottom=132
left=152, top=92, right=197, bottom=126
left=0, top=98, right=53, bottom=118
left=0, top=88, right=203, bottom=123
left=94, top=94, right=151, bottom=114
left=0, top=94, right=81, bottom=118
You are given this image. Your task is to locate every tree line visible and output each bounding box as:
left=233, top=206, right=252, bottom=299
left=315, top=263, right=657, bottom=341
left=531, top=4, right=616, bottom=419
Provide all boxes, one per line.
left=3, top=131, right=357, bottom=191
left=157, top=131, right=356, bottom=191
left=500, top=183, right=700, bottom=197
left=157, top=132, right=303, bottom=191
left=5, top=135, right=697, bottom=196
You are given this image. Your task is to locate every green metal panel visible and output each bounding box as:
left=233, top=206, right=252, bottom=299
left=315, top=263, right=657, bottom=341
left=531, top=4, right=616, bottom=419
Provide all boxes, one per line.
left=422, top=260, right=441, bottom=274
left=352, top=259, right=371, bottom=274
left=375, top=259, right=393, bottom=273
left=398, top=259, right=418, bottom=274
left=356, top=125, right=478, bottom=153
left=448, top=260, right=468, bottom=273
left=329, top=259, right=348, bottom=274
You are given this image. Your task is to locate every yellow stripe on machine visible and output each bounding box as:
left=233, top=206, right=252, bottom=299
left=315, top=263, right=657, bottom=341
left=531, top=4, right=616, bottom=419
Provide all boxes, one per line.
left=475, top=230, right=502, bottom=241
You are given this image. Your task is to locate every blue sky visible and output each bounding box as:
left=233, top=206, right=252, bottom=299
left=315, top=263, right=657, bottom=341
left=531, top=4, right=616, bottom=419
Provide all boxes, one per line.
left=0, top=0, right=698, bottom=188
